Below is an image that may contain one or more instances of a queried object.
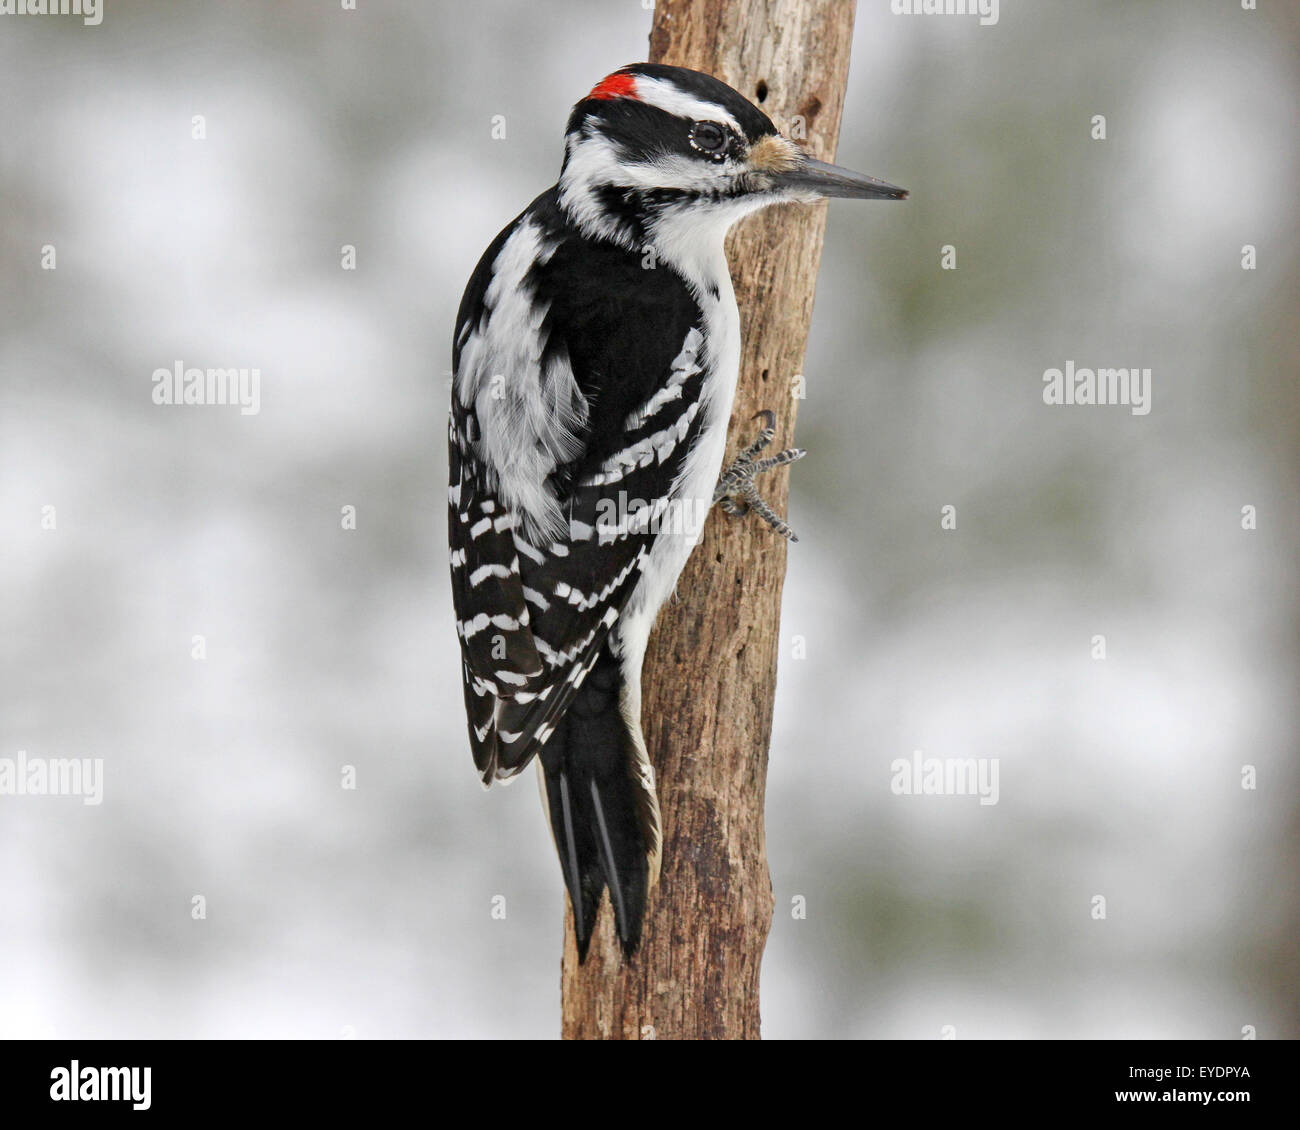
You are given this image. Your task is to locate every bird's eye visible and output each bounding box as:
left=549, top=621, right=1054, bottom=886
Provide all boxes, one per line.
left=689, top=121, right=731, bottom=160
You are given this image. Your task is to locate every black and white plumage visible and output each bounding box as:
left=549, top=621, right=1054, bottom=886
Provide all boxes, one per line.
left=449, top=63, right=906, bottom=960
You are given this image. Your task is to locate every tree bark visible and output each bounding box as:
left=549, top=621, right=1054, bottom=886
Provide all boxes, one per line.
left=561, top=0, right=859, bottom=1040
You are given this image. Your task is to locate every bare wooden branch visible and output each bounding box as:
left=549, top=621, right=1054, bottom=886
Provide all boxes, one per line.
left=561, top=0, right=859, bottom=1040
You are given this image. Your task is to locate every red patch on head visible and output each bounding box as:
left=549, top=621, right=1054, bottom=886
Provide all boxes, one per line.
left=586, top=71, right=639, bottom=101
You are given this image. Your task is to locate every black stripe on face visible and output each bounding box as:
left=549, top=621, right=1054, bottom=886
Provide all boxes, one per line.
left=564, top=66, right=778, bottom=172
left=563, top=105, right=769, bottom=206
left=567, top=99, right=718, bottom=170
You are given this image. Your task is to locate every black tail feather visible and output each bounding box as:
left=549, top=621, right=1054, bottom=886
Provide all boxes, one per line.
left=540, top=646, right=651, bottom=961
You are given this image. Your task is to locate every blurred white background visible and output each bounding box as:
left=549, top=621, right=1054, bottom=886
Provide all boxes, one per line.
left=1, top=0, right=1296, bottom=1038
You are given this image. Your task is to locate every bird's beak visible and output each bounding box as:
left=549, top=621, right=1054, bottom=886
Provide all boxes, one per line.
left=773, top=156, right=908, bottom=201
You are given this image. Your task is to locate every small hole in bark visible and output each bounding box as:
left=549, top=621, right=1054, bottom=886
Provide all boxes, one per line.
left=760, top=368, right=769, bottom=382
left=755, top=80, right=769, bottom=103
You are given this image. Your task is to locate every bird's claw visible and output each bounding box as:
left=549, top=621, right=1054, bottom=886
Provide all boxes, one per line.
left=712, top=410, right=806, bottom=541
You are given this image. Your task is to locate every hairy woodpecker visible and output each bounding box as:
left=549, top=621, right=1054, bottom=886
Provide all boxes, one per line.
left=449, top=63, right=905, bottom=961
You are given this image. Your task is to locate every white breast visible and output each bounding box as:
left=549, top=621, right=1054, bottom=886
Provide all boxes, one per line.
left=613, top=229, right=742, bottom=677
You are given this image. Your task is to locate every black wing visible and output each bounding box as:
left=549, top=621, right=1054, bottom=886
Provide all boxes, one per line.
left=449, top=189, right=706, bottom=780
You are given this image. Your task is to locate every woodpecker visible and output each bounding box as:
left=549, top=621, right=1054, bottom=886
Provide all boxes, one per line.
left=449, top=63, right=905, bottom=961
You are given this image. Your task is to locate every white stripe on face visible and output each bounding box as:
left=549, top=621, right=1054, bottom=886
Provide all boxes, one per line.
left=627, top=75, right=744, bottom=136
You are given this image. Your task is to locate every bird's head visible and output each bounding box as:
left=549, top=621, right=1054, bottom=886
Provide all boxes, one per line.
left=557, top=63, right=906, bottom=264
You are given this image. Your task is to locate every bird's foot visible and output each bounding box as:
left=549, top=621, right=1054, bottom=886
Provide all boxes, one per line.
left=712, top=410, right=806, bottom=542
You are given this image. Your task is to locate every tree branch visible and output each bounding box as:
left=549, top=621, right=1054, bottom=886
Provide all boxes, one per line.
left=561, top=0, right=859, bottom=1040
